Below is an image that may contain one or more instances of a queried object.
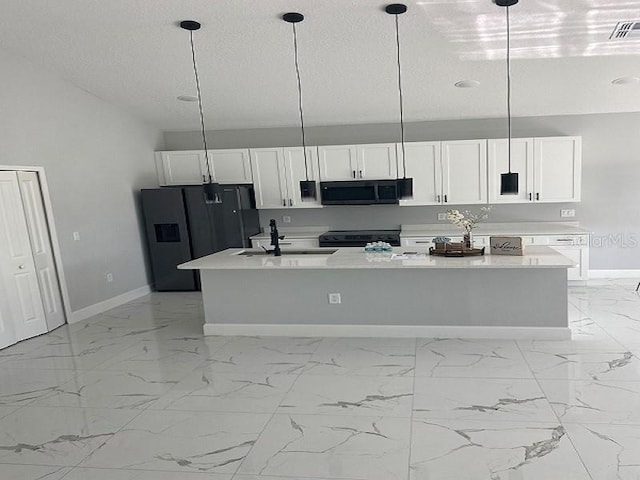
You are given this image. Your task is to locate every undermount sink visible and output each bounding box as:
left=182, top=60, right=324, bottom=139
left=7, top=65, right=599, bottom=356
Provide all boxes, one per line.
left=236, top=249, right=338, bottom=257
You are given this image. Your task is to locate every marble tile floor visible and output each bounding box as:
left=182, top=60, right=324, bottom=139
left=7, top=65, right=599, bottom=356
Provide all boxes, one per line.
left=0, top=281, right=639, bottom=479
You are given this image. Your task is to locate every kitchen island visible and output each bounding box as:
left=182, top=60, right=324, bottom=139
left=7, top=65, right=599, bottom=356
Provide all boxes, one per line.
left=179, top=246, right=574, bottom=340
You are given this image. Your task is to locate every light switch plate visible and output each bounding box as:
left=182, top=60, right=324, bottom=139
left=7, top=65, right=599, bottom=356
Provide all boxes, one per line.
left=560, top=209, right=575, bottom=218
left=73, top=231, right=80, bottom=241
left=282, top=215, right=291, bottom=223
left=328, top=293, right=341, bottom=304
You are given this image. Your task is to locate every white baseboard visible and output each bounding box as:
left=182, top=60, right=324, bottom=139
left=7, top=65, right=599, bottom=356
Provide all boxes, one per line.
left=203, top=323, right=571, bottom=340
left=589, top=269, right=640, bottom=279
left=69, top=285, right=151, bottom=324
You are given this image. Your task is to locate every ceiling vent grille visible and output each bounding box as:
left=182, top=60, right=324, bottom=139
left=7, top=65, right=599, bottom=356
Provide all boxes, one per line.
left=610, top=21, right=640, bottom=40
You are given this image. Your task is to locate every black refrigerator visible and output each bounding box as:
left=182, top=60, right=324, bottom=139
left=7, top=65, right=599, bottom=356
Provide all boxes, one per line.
left=141, top=185, right=260, bottom=291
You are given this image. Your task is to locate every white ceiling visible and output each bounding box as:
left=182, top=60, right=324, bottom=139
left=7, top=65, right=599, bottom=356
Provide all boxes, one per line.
left=1, top=0, right=639, bottom=131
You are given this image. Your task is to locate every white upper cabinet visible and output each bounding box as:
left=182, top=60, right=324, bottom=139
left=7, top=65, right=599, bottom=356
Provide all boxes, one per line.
left=250, top=147, right=322, bottom=209
left=398, top=142, right=442, bottom=206
left=441, top=140, right=488, bottom=205
left=209, top=149, right=253, bottom=184
left=318, top=144, right=397, bottom=180
left=250, top=148, right=289, bottom=209
left=156, top=151, right=209, bottom=186
left=487, top=136, right=582, bottom=204
left=534, top=136, right=582, bottom=203
left=317, top=145, right=358, bottom=180
left=356, top=143, right=397, bottom=179
left=282, top=147, right=322, bottom=208
left=488, top=138, right=535, bottom=204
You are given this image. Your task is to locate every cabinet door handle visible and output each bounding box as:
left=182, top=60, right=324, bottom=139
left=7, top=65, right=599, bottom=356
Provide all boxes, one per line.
left=359, top=170, right=363, bottom=178
left=528, top=193, right=532, bottom=201
left=444, top=195, right=448, bottom=203
left=202, top=175, right=206, bottom=183
left=283, top=199, right=286, bottom=207
left=352, top=170, right=356, bottom=178
left=289, top=199, right=293, bottom=206
left=437, top=195, right=441, bottom=203
left=536, top=193, right=540, bottom=201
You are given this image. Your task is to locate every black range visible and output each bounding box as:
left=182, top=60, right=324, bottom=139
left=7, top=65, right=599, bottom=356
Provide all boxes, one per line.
left=319, top=230, right=401, bottom=247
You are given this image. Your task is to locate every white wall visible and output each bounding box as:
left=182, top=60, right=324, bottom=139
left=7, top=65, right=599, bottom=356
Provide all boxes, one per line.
left=0, top=48, right=163, bottom=311
left=165, top=111, right=640, bottom=270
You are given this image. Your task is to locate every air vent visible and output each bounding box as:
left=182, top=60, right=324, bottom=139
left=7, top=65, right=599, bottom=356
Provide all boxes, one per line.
left=610, top=21, right=640, bottom=40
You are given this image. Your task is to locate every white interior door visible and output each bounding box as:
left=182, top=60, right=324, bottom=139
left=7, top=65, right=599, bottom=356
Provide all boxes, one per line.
left=17, top=171, right=65, bottom=331
left=0, top=171, right=48, bottom=344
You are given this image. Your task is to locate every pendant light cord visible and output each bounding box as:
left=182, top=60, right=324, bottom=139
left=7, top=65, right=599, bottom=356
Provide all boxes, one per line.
left=394, top=14, right=407, bottom=179
left=506, top=6, right=512, bottom=174
left=291, top=23, right=310, bottom=181
left=190, top=30, right=213, bottom=183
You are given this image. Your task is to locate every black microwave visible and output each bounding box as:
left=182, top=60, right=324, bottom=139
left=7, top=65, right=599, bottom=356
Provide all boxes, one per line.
left=320, top=180, right=399, bottom=205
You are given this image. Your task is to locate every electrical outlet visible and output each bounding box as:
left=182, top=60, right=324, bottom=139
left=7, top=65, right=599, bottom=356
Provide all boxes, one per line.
left=282, top=215, right=291, bottom=223
left=328, top=293, right=341, bottom=304
left=438, top=213, right=447, bottom=221
left=73, top=231, right=80, bottom=241
left=106, top=273, right=114, bottom=283
left=560, top=209, right=576, bottom=218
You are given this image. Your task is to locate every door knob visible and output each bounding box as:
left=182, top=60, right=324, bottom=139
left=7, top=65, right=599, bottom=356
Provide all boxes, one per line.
left=18, top=265, right=25, bottom=269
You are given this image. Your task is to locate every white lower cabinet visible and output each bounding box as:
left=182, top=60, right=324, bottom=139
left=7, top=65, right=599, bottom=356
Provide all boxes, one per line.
left=250, top=147, right=322, bottom=209
left=251, top=238, right=319, bottom=249
left=401, top=233, right=589, bottom=282
left=520, top=234, right=589, bottom=281
left=402, top=236, right=489, bottom=248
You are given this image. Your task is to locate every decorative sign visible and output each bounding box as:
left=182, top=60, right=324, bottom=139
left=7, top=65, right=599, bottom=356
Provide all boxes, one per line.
left=490, top=236, right=524, bottom=256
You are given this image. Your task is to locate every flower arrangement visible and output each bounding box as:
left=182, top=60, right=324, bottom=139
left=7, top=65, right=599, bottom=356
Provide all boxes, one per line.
left=446, top=207, right=491, bottom=235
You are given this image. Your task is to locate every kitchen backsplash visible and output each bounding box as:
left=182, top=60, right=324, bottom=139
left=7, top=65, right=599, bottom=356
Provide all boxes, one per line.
left=257, top=203, right=580, bottom=230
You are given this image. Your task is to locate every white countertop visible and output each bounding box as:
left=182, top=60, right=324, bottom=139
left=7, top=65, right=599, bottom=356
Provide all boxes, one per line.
left=178, top=246, right=575, bottom=271
left=401, top=222, right=590, bottom=237
left=250, top=226, right=329, bottom=240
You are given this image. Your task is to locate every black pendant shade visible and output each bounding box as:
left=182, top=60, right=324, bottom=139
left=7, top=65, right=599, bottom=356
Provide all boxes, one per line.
left=397, top=178, right=413, bottom=198
left=498, top=0, right=519, bottom=196
left=203, top=182, right=224, bottom=204
left=386, top=4, right=413, bottom=199
left=180, top=20, right=222, bottom=204
left=500, top=172, right=519, bottom=195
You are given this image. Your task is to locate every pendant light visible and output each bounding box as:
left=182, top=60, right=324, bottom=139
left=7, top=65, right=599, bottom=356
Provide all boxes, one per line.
left=180, top=20, right=223, bottom=204
left=283, top=12, right=316, bottom=200
left=386, top=4, right=413, bottom=199
left=497, top=0, right=519, bottom=195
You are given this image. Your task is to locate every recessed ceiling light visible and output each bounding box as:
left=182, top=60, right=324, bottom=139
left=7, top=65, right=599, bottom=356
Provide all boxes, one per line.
left=612, top=77, right=640, bottom=85
left=455, top=80, right=481, bottom=88
left=177, top=95, right=198, bottom=102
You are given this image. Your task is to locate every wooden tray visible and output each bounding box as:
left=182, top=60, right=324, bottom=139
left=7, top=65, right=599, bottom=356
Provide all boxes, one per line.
left=429, top=246, right=485, bottom=257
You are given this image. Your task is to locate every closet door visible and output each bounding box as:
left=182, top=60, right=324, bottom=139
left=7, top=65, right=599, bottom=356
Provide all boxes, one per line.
left=17, top=172, right=65, bottom=330
left=0, top=171, right=48, bottom=344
